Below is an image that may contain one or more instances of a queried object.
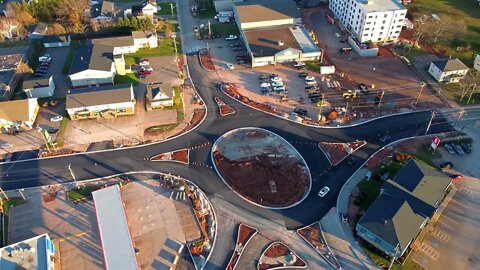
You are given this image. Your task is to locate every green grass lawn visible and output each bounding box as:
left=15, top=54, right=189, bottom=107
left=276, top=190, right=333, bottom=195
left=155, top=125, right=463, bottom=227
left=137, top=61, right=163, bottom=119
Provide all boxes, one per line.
left=305, top=61, right=321, bottom=72
left=200, top=22, right=239, bottom=36
left=55, top=117, right=70, bottom=148
left=124, top=37, right=182, bottom=65
left=67, top=186, right=98, bottom=201
left=157, top=2, right=177, bottom=16
left=145, top=123, right=179, bottom=134
left=362, top=245, right=423, bottom=270
left=197, top=0, right=216, bottom=18
left=1, top=197, right=27, bottom=245
left=114, top=73, right=140, bottom=85
left=63, top=40, right=85, bottom=75
left=440, top=83, right=480, bottom=105
left=157, top=22, right=179, bottom=33
left=408, top=0, right=480, bottom=66
left=164, top=87, right=184, bottom=121
left=356, top=179, right=384, bottom=209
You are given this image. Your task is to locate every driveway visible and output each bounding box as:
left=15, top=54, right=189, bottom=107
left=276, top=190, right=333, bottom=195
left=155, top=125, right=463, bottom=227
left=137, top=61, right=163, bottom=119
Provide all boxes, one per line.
left=45, top=46, right=71, bottom=98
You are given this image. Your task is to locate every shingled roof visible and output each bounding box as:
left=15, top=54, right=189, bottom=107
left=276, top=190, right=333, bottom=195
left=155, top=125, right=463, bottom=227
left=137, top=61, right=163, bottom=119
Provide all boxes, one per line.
left=432, top=58, right=469, bottom=72
left=70, top=44, right=113, bottom=74
left=66, top=84, right=133, bottom=109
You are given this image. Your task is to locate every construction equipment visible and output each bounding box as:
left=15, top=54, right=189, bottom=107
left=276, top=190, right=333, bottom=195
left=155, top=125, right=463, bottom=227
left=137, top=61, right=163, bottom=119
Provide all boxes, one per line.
left=342, top=90, right=358, bottom=99
left=280, top=94, right=289, bottom=102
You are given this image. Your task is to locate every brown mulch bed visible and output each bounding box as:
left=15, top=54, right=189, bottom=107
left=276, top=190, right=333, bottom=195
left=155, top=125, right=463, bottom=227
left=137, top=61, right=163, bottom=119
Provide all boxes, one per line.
left=151, top=153, right=169, bottom=161
left=171, top=149, right=188, bottom=163
left=177, top=108, right=206, bottom=135
left=298, top=224, right=325, bottom=251
left=41, top=150, right=78, bottom=157
left=259, top=242, right=306, bottom=270
left=199, top=49, right=215, bottom=71
left=318, top=141, right=367, bottom=165
left=214, top=96, right=235, bottom=116
left=226, top=223, right=258, bottom=270
left=213, top=151, right=309, bottom=208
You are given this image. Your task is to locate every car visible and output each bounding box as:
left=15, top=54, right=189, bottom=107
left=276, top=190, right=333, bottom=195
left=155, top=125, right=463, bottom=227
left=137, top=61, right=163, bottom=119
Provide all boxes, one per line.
left=318, top=186, right=330, bottom=197
left=453, top=144, right=464, bottom=155
left=305, top=85, right=319, bottom=91
left=259, top=74, right=267, bottom=80
left=225, top=35, right=238, bottom=40
left=138, top=58, right=150, bottom=65
left=40, top=61, right=50, bottom=67
left=237, top=60, right=245, bottom=64
left=38, top=54, right=51, bottom=62
left=37, top=66, right=48, bottom=71
left=270, top=73, right=279, bottom=79
left=296, top=65, right=307, bottom=71
left=139, top=73, right=147, bottom=78
left=260, top=82, right=270, bottom=88
left=34, top=73, right=45, bottom=77
left=50, top=115, right=63, bottom=122
left=271, top=76, right=282, bottom=82
left=451, top=174, right=463, bottom=182
left=271, top=81, right=284, bottom=87
left=273, top=86, right=286, bottom=92
left=443, top=143, right=455, bottom=155
left=294, top=61, right=305, bottom=68
left=308, top=93, right=322, bottom=98
left=1, top=143, right=13, bottom=149
left=138, top=70, right=152, bottom=75
left=294, top=107, right=308, bottom=116
left=299, top=72, right=309, bottom=78
left=343, top=90, right=358, bottom=99
left=358, top=83, right=369, bottom=93
left=259, top=78, right=269, bottom=83
left=142, top=66, right=154, bottom=72
left=460, top=143, right=472, bottom=154
left=439, top=161, right=453, bottom=170
left=261, top=88, right=272, bottom=95
left=227, top=64, right=235, bottom=70
left=35, top=69, right=47, bottom=74
left=305, top=76, right=315, bottom=81
left=193, top=26, right=199, bottom=32
left=305, top=80, right=317, bottom=85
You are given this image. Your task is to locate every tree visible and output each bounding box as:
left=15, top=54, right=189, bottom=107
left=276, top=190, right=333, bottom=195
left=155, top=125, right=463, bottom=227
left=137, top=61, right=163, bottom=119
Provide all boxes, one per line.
left=165, top=23, right=174, bottom=38
left=56, top=0, right=88, bottom=33
left=0, top=17, right=22, bottom=40
left=47, top=23, right=66, bottom=35
left=16, top=11, right=36, bottom=26
left=130, top=16, right=139, bottom=29
left=117, top=17, right=125, bottom=28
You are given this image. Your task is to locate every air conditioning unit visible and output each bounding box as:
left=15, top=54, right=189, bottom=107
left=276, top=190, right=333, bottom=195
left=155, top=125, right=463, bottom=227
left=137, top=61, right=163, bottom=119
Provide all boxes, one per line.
left=277, top=40, right=284, bottom=46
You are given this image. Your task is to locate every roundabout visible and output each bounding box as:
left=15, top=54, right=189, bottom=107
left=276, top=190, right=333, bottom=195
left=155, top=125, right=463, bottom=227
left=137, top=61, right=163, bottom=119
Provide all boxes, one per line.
left=211, top=128, right=311, bottom=209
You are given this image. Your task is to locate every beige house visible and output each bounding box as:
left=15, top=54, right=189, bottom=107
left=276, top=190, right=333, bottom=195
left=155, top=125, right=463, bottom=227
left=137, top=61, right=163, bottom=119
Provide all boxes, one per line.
left=146, top=83, right=174, bottom=110
left=428, top=58, right=469, bottom=83
left=66, top=84, right=135, bottom=120
left=0, top=98, right=39, bottom=131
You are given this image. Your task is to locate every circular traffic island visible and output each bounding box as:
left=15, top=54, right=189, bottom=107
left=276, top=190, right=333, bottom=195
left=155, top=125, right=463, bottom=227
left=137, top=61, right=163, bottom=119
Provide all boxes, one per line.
left=211, top=128, right=311, bottom=209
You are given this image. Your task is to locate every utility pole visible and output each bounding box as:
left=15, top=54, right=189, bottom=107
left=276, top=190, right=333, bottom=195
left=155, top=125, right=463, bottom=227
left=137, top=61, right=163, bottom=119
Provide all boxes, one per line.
left=377, top=90, right=385, bottom=109
left=171, top=34, right=180, bottom=78
left=208, top=20, right=211, bottom=39
left=18, top=189, right=26, bottom=202
left=467, top=83, right=476, bottom=104
left=415, top=83, right=425, bottom=106
left=0, top=187, right=9, bottom=201
left=68, top=163, right=78, bottom=187
left=425, top=111, right=436, bottom=136
left=317, top=93, right=325, bottom=122
left=170, top=3, right=175, bottom=17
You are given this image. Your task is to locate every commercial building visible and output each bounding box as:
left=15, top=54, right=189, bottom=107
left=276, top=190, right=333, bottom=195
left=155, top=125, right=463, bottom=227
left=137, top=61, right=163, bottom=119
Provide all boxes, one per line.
left=93, top=185, right=140, bottom=270
left=66, top=83, right=135, bottom=120
left=0, top=54, right=23, bottom=101
left=146, top=83, right=174, bottom=109
left=356, top=160, right=453, bottom=257
left=43, top=35, right=71, bottom=48
left=0, top=234, right=55, bottom=270
left=0, top=98, right=39, bottom=130
left=69, top=44, right=116, bottom=88
left=329, top=0, right=407, bottom=43
left=23, top=76, right=55, bottom=98
left=233, top=0, right=321, bottom=67
left=428, top=58, right=469, bottom=83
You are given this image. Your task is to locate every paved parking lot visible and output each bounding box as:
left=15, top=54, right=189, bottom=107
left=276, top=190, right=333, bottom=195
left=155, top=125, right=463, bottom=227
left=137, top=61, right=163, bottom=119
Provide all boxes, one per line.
left=136, top=56, right=184, bottom=86
left=45, top=46, right=71, bottom=98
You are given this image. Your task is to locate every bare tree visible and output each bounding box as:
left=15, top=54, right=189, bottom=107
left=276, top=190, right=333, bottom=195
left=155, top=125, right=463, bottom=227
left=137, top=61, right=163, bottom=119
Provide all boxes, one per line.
left=56, top=0, right=89, bottom=33
left=412, top=18, right=430, bottom=48
left=0, top=17, right=22, bottom=40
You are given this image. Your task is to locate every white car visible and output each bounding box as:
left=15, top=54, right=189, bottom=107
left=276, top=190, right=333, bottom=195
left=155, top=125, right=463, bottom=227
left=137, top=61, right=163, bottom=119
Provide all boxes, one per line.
left=318, top=186, right=330, bottom=197
left=272, top=81, right=284, bottom=87
left=1, top=143, right=13, bottom=149
left=225, top=35, right=238, bottom=40
left=260, top=82, right=270, bottom=88
left=306, top=80, right=317, bottom=85
left=139, top=58, right=150, bottom=66
left=227, top=64, right=235, bottom=70
left=142, top=66, right=154, bottom=72
left=50, top=115, right=63, bottom=122
left=38, top=54, right=51, bottom=62
left=273, top=86, right=286, bottom=92
left=305, top=76, right=315, bottom=81
left=294, top=61, right=305, bottom=67
left=271, top=76, right=282, bottom=82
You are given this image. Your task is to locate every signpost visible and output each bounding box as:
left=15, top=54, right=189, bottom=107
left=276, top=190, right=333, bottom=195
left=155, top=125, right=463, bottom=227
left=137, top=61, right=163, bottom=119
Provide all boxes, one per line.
left=431, top=136, right=440, bottom=153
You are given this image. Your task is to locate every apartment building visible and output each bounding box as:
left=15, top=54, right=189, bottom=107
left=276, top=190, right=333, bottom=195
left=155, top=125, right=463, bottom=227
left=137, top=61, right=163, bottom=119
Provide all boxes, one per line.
left=329, top=0, right=407, bottom=43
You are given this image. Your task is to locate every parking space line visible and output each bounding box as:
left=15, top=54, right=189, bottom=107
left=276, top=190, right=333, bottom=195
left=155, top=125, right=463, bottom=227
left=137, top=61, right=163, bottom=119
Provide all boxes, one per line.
left=436, top=219, right=454, bottom=230
left=431, top=228, right=451, bottom=242
left=441, top=214, right=459, bottom=224
left=419, top=243, right=440, bottom=260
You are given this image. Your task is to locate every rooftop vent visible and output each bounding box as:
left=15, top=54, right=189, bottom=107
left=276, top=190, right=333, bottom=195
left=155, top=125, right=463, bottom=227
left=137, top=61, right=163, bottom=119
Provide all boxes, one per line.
left=277, top=40, right=284, bottom=46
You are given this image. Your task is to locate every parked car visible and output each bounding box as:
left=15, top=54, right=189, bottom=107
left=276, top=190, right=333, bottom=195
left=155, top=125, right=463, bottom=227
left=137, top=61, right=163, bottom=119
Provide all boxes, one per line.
left=139, top=58, right=150, bottom=65
left=443, top=143, right=455, bottom=155
left=1, top=143, right=13, bottom=149
left=305, top=75, right=315, bottom=81
left=343, top=90, right=358, bottom=99
left=296, top=66, right=307, bottom=71
left=439, top=161, right=453, bottom=170
left=460, top=143, right=472, bottom=154
left=318, top=186, right=330, bottom=197
left=358, top=83, right=369, bottom=93
left=35, top=69, right=47, bottom=74
left=294, top=61, right=305, bottom=68
left=138, top=70, right=152, bottom=75
left=229, top=43, right=242, bottom=47
left=37, top=66, right=48, bottom=71
left=453, top=144, right=464, bottom=155
left=40, top=61, right=50, bottom=67
left=50, top=115, right=63, bottom=122
left=305, top=85, right=319, bottom=91
left=259, top=74, right=267, bottom=80
left=305, top=80, right=317, bottom=85
left=451, top=174, right=464, bottom=182
left=227, top=64, right=235, bottom=70
left=139, top=73, right=148, bottom=78
left=38, top=54, right=51, bottom=62
left=273, top=86, right=286, bottom=92
left=225, top=35, right=238, bottom=40
left=142, top=66, right=154, bottom=72
left=261, top=88, right=272, bottom=95
left=294, top=107, right=308, bottom=116
left=299, top=72, right=309, bottom=78
left=271, top=76, right=282, bottom=82
left=271, top=81, right=284, bottom=87
left=260, top=82, right=270, bottom=88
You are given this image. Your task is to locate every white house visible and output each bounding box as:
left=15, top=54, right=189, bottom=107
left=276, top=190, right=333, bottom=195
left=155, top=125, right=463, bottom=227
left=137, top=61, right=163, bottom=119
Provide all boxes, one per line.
left=91, top=1, right=115, bottom=22
left=140, top=3, right=157, bottom=16
left=128, top=1, right=157, bottom=18
left=0, top=234, right=55, bottom=270
left=146, top=83, right=174, bottom=109
left=43, top=35, right=71, bottom=48
left=69, top=44, right=116, bottom=88
left=66, top=84, right=136, bottom=120
left=23, top=76, right=55, bottom=98
left=474, top=54, right=480, bottom=72
left=428, top=58, right=469, bottom=83
left=132, top=30, right=158, bottom=49
left=93, top=31, right=158, bottom=56
left=233, top=0, right=301, bottom=31
left=0, top=98, right=39, bottom=130
left=329, top=0, right=407, bottom=43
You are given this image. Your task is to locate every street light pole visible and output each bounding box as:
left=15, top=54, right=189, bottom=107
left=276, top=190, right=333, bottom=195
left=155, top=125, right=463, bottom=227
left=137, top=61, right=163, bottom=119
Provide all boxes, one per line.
left=18, top=189, right=26, bottom=202
left=425, top=111, right=436, bottom=136
left=388, top=244, right=400, bottom=270
left=415, top=82, right=425, bottom=106
left=171, top=34, right=181, bottom=78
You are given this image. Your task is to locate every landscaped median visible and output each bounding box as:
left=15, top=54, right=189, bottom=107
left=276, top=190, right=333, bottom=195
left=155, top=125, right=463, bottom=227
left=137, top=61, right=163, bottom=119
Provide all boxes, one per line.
left=214, top=96, right=235, bottom=116
left=226, top=223, right=258, bottom=270
left=297, top=222, right=342, bottom=269
left=318, top=141, right=367, bottom=166
left=258, top=241, right=307, bottom=270
left=198, top=49, right=215, bottom=71
left=148, top=148, right=189, bottom=164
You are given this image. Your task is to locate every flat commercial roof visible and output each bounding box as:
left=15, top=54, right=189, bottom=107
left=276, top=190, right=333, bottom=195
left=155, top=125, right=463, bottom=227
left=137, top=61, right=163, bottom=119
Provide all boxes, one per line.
left=235, top=0, right=300, bottom=23
left=244, top=26, right=320, bottom=57
left=358, top=0, right=406, bottom=13
left=93, top=185, right=139, bottom=270
left=0, top=234, right=52, bottom=270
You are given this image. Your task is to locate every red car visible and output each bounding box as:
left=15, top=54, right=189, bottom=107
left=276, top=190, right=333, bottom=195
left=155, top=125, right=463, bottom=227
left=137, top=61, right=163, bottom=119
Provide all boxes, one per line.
left=138, top=70, right=152, bottom=76
left=451, top=174, right=463, bottom=182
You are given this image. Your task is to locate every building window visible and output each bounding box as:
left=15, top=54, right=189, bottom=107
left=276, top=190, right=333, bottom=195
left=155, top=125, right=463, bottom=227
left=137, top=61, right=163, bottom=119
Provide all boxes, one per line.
left=368, top=15, right=373, bottom=18
left=365, top=28, right=370, bottom=30
left=381, top=26, right=385, bottom=30
left=382, top=20, right=386, bottom=24
left=366, top=21, right=371, bottom=24
left=384, top=14, right=388, bottom=18
left=395, top=30, right=400, bottom=34
left=379, top=32, right=383, bottom=35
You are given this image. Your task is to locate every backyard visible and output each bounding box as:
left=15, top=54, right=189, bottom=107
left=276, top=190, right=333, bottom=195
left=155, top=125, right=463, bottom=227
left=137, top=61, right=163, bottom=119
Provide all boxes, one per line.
left=114, top=73, right=140, bottom=85
left=157, top=2, right=177, bottom=16
left=123, top=37, right=182, bottom=65
left=406, top=0, right=480, bottom=66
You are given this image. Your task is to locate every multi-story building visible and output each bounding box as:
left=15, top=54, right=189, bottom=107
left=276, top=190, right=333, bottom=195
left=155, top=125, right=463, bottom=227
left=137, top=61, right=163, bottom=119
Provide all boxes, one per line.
left=329, top=0, right=407, bottom=43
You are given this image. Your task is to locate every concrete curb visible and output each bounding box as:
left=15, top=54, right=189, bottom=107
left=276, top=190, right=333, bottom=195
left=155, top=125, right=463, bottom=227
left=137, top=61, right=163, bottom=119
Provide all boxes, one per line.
left=318, top=141, right=367, bottom=166
left=210, top=127, right=312, bottom=210
left=197, top=48, right=215, bottom=72
left=257, top=241, right=308, bottom=270
left=148, top=148, right=190, bottom=165
left=226, top=223, right=258, bottom=270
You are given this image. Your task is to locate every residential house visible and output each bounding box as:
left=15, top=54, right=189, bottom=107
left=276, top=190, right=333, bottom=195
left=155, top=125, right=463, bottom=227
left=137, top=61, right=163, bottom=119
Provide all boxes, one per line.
left=474, top=54, right=480, bottom=72
left=428, top=58, right=469, bottom=83
left=0, top=98, right=39, bottom=130
left=233, top=0, right=321, bottom=67
left=66, top=84, right=136, bottom=120
left=43, top=35, right=71, bottom=48
left=91, top=1, right=115, bottom=22
left=69, top=44, right=116, bottom=88
left=0, top=54, right=24, bottom=101
left=0, top=234, right=55, bottom=269
left=132, top=30, right=158, bottom=49
left=214, top=0, right=244, bottom=12
left=23, top=76, right=55, bottom=98
left=146, top=83, right=174, bottom=110
left=329, top=0, right=407, bottom=43
left=356, top=160, right=453, bottom=257
left=92, top=31, right=158, bottom=55
left=28, top=23, right=48, bottom=40
left=126, top=1, right=157, bottom=19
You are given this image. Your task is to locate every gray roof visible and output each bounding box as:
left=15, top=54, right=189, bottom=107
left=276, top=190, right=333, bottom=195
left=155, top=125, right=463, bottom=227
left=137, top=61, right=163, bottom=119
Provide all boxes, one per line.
left=92, top=36, right=135, bottom=47
left=43, top=35, right=69, bottom=44
left=358, top=0, right=406, bottom=13
left=235, top=0, right=300, bottom=24
left=244, top=26, right=302, bottom=57
left=22, top=76, right=51, bottom=89
left=70, top=44, right=113, bottom=74
left=92, top=185, right=139, bottom=270
left=0, top=54, right=23, bottom=72
left=66, top=84, right=133, bottom=109
left=432, top=58, right=469, bottom=72
left=357, top=160, right=452, bottom=254
left=91, top=0, right=114, bottom=18
left=146, top=83, right=173, bottom=101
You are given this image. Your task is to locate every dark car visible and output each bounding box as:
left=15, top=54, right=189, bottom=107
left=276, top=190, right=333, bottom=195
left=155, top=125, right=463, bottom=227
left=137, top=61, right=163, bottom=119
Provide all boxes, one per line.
left=34, top=73, right=45, bottom=77
left=35, top=69, right=47, bottom=74
left=232, top=47, right=244, bottom=51
left=305, top=85, right=319, bottom=90
left=439, top=161, right=453, bottom=170
left=229, top=43, right=242, bottom=47
left=460, top=143, right=472, bottom=154
left=259, top=74, right=267, bottom=80
left=237, top=59, right=245, bottom=64
left=358, top=83, right=369, bottom=93
left=37, top=66, right=48, bottom=70
left=40, top=62, right=50, bottom=67
left=443, top=143, right=455, bottom=155
left=270, top=73, right=279, bottom=79
left=294, top=107, right=308, bottom=116
left=299, top=72, right=309, bottom=78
